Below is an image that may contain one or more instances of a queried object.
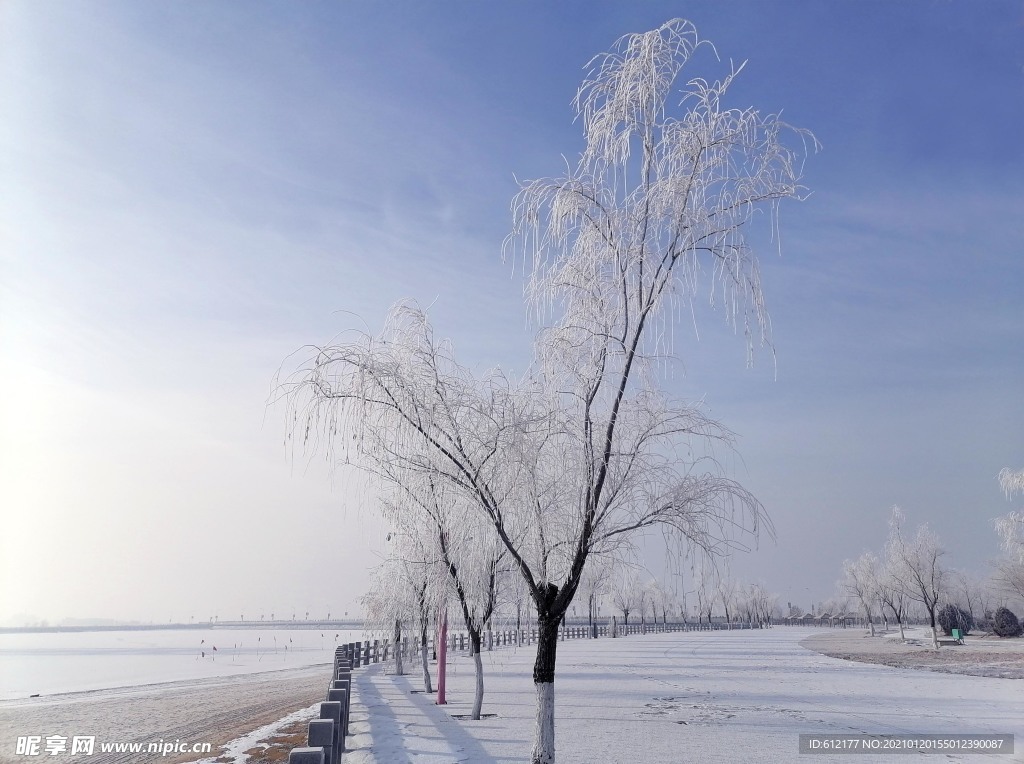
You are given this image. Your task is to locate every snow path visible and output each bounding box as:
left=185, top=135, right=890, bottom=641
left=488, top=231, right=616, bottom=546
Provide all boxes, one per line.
left=339, top=628, right=1022, bottom=763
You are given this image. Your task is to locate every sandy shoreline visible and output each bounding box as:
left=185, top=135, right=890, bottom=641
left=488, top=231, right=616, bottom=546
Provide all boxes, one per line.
left=0, top=663, right=330, bottom=764
left=800, top=628, right=1024, bottom=679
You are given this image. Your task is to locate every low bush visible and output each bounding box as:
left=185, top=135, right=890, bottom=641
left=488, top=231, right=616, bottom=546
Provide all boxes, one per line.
left=992, top=607, right=1023, bottom=638
left=936, top=603, right=973, bottom=636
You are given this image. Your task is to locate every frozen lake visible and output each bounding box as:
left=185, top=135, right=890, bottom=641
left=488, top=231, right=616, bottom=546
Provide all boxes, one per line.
left=0, top=627, right=364, bottom=699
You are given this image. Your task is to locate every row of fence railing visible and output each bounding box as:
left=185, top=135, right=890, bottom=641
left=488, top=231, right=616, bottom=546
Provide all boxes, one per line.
left=286, top=645, right=354, bottom=764
left=330, top=620, right=769, bottom=669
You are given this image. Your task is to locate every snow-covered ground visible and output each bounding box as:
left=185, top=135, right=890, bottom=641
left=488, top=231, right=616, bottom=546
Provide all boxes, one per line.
left=0, top=628, right=361, bottom=700
left=312, top=627, right=1022, bottom=763
left=5, top=627, right=1020, bottom=763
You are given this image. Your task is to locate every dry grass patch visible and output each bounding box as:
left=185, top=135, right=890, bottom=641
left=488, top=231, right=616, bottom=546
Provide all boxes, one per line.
left=241, top=720, right=311, bottom=764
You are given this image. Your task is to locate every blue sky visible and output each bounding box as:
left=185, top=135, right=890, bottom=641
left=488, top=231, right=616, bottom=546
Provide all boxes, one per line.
left=2, top=1, right=1022, bottom=623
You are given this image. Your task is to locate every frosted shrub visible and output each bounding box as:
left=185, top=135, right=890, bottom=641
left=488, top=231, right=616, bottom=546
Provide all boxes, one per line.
left=936, top=603, right=973, bottom=636
left=992, top=607, right=1023, bottom=638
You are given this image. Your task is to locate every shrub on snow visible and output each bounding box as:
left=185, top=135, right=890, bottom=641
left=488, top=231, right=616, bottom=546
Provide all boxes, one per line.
left=992, top=607, right=1023, bottom=638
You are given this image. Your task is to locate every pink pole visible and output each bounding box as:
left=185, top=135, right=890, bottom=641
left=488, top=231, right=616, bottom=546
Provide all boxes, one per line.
left=437, top=610, right=448, bottom=705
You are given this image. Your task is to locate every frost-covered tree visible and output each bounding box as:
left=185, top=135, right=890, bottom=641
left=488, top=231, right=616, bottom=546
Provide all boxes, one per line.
left=841, top=552, right=880, bottom=636
left=693, top=554, right=719, bottom=624
left=950, top=570, right=989, bottom=630
left=875, top=509, right=927, bottom=641
left=994, top=468, right=1024, bottom=601
left=506, top=17, right=809, bottom=752
left=388, top=477, right=504, bottom=719
left=501, top=557, right=533, bottom=643
left=638, top=579, right=659, bottom=629
left=577, top=556, right=612, bottom=628
left=611, top=568, right=640, bottom=626
left=362, top=505, right=451, bottom=689
left=877, top=558, right=909, bottom=641
left=651, top=578, right=677, bottom=624
left=1000, top=467, right=1024, bottom=500
left=280, top=18, right=811, bottom=763
left=717, top=576, right=738, bottom=624
left=994, top=558, right=1024, bottom=603
left=362, top=557, right=418, bottom=677
left=888, top=507, right=946, bottom=649
left=744, top=583, right=775, bottom=626
left=996, top=468, right=1024, bottom=564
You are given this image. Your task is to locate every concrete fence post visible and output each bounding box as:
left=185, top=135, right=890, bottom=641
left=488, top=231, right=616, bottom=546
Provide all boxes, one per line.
left=330, top=679, right=351, bottom=736
left=327, top=688, right=348, bottom=737
left=307, top=719, right=334, bottom=764
left=288, top=748, right=324, bottom=764
left=319, top=702, right=343, bottom=761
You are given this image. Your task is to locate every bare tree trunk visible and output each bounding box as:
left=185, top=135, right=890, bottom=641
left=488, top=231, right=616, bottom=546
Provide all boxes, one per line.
left=420, top=618, right=433, bottom=693
left=928, top=606, right=939, bottom=649
left=468, top=628, right=484, bottom=720
left=531, top=613, right=559, bottom=764
left=887, top=603, right=906, bottom=641
left=394, top=619, right=404, bottom=676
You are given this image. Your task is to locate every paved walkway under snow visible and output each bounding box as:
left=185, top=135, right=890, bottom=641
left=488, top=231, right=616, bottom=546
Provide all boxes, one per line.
left=340, top=627, right=1023, bottom=763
